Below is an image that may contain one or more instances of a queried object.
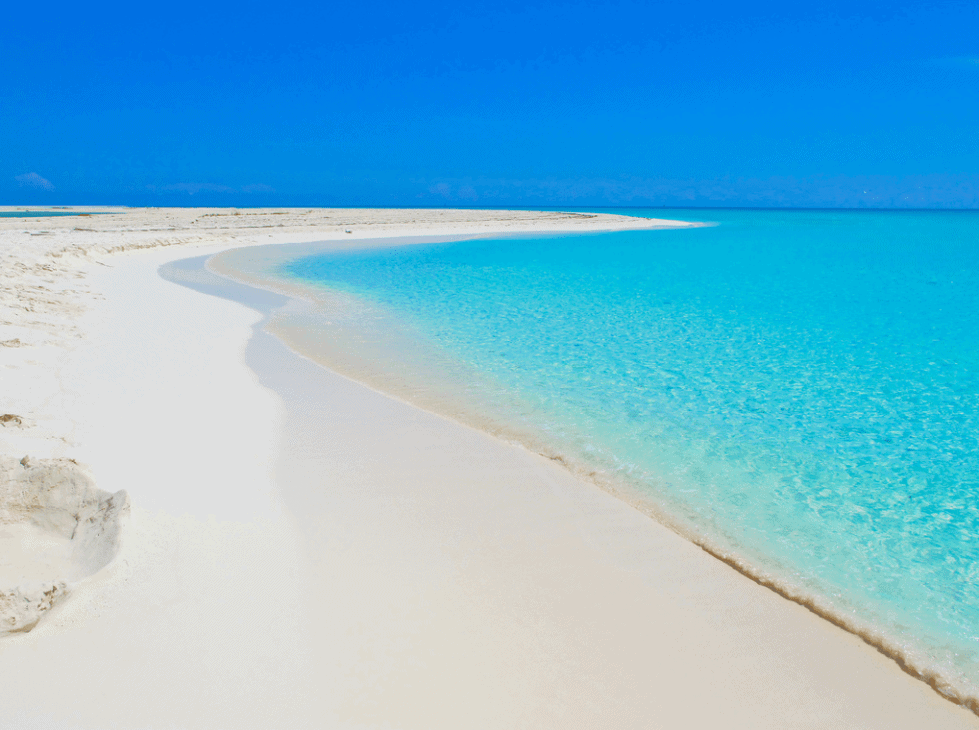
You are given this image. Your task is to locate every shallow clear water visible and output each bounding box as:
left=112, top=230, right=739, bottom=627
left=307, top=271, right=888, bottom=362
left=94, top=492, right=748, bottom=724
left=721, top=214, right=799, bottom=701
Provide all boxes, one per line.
left=282, top=209, right=979, bottom=695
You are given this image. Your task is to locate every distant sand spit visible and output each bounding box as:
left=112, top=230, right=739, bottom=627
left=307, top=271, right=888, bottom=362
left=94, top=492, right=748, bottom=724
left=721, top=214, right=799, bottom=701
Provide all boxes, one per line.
left=0, top=208, right=976, bottom=728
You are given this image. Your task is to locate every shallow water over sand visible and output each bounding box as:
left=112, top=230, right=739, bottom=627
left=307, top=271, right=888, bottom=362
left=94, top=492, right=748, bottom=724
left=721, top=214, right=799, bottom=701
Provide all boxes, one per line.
left=220, top=209, right=979, bottom=703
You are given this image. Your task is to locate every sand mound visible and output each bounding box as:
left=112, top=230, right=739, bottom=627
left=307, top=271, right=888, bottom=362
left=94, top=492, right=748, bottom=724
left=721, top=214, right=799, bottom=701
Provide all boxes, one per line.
left=0, top=457, right=128, bottom=634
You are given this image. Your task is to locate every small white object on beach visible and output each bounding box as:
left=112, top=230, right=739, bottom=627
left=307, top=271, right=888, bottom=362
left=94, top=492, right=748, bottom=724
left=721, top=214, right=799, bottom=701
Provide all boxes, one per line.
left=0, top=457, right=128, bottom=635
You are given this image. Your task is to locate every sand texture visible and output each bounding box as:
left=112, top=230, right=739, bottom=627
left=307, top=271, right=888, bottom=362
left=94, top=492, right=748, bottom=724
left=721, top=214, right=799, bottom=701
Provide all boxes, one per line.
left=0, top=207, right=976, bottom=728
left=0, top=457, right=127, bottom=634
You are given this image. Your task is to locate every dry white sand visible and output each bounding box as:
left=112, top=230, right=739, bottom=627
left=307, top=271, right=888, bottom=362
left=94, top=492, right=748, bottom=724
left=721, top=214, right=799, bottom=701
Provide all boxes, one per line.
left=1, top=208, right=977, bottom=728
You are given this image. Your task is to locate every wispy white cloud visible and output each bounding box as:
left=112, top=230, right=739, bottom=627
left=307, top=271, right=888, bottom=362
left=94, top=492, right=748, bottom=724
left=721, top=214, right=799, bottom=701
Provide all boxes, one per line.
left=428, top=182, right=479, bottom=201
left=241, top=183, right=274, bottom=194
left=415, top=173, right=979, bottom=209
left=457, top=185, right=478, bottom=202
left=429, top=182, right=453, bottom=199
left=15, top=172, right=54, bottom=191
left=924, top=56, right=979, bottom=68
left=147, top=182, right=274, bottom=195
left=159, top=182, right=235, bottom=195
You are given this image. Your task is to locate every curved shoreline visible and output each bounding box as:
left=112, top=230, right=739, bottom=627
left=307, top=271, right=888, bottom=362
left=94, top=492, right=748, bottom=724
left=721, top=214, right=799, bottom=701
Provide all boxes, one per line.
left=207, top=235, right=979, bottom=717
left=3, top=208, right=977, bottom=727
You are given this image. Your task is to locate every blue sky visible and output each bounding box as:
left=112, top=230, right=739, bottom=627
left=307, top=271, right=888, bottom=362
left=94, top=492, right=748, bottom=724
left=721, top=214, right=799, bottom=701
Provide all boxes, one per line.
left=3, top=0, right=978, bottom=207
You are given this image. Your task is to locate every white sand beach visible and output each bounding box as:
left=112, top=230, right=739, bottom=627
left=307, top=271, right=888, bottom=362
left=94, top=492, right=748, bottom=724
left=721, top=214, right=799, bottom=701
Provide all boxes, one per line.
left=1, top=207, right=977, bottom=729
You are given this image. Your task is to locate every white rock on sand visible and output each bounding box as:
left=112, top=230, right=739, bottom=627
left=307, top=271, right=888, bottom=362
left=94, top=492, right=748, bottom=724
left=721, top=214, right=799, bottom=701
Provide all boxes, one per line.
left=0, top=457, right=127, bottom=633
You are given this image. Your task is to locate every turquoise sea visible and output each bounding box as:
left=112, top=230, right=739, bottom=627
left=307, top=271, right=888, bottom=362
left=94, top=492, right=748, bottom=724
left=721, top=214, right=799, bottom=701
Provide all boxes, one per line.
left=277, top=209, right=979, bottom=701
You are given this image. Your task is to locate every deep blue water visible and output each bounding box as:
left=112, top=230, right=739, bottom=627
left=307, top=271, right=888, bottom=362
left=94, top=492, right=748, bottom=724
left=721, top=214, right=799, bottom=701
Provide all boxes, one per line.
left=283, top=209, right=979, bottom=694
